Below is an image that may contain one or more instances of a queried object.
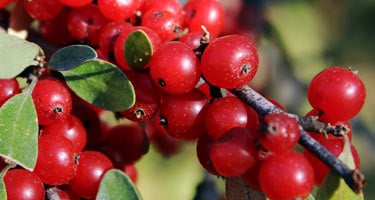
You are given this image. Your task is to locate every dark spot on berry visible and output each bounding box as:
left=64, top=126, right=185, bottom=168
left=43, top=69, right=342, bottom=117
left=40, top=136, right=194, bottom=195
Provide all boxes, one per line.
left=54, top=106, right=63, bottom=114
left=158, top=78, right=166, bottom=87
left=240, top=63, right=251, bottom=76
left=159, top=114, right=168, bottom=127
left=134, top=108, right=145, bottom=119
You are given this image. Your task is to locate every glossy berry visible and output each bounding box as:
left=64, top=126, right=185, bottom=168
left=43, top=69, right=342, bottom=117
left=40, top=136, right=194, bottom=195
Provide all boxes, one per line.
left=307, top=66, right=366, bottom=122
left=67, top=4, right=109, bottom=46
left=98, top=0, right=140, bottom=21
left=141, top=0, right=183, bottom=24
left=33, top=134, right=78, bottom=185
left=159, top=88, right=209, bottom=140
left=241, top=161, right=263, bottom=191
left=105, top=123, right=149, bottom=164
left=141, top=9, right=181, bottom=42
left=257, top=113, right=300, bottom=154
left=200, top=35, right=259, bottom=89
left=120, top=72, right=160, bottom=121
left=41, top=114, right=87, bottom=151
left=259, top=152, right=314, bottom=200
left=0, top=78, right=21, bottom=107
left=183, top=0, right=225, bottom=36
left=4, top=169, right=45, bottom=200
left=58, top=0, right=92, bottom=7
left=149, top=41, right=200, bottom=94
left=114, top=26, right=161, bottom=71
left=210, top=127, right=257, bottom=177
left=205, top=96, right=259, bottom=140
left=69, top=151, right=113, bottom=199
left=32, top=78, right=72, bottom=126
left=98, top=21, right=133, bottom=61
left=23, top=0, right=63, bottom=21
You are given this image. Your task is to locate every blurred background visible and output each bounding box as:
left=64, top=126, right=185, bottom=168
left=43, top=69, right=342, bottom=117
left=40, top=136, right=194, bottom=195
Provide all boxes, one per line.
left=134, top=0, right=375, bottom=199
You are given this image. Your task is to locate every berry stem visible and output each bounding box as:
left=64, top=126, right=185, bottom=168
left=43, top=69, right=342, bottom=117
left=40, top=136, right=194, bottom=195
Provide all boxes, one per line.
left=229, top=84, right=365, bottom=193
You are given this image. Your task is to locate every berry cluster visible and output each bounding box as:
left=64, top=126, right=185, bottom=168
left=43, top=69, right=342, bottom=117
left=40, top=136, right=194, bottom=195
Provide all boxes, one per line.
left=0, top=0, right=367, bottom=199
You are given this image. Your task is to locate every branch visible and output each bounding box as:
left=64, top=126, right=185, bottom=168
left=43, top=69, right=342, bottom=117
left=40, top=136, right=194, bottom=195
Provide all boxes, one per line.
left=229, top=84, right=365, bottom=193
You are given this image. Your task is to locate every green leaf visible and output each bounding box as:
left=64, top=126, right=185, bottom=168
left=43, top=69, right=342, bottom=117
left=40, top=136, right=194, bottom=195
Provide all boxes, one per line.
left=0, top=91, right=38, bottom=170
left=0, top=33, right=42, bottom=79
left=61, top=59, right=135, bottom=111
left=0, top=179, right=5, bottom=200
left=125, top=30, right=153, bottom=71
left=48, top=45, right=97, bottom=71
left=316, top=135, right=364, bottom=200
left=96, top=169, right=142, bottom=200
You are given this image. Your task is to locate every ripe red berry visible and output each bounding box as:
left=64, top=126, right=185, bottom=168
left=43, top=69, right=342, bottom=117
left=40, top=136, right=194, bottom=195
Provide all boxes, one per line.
left=69, top=151, right=113, bottom=199
left=41, top=114, right=87, bottom=151
left=159, top=88, right=209, bottom=140
left=32, top=78, right=72, bottom=126
left=0, top=0, right=12, bottom=8
left=98, top=21, right=133, bottom=61
left=196, top=133, right=219, bottom=175
left=105, top=123, right=149, bottom=164
left=0, top=78, right=21, bottom=107
left=141, top=0, right=183, bottom=24
left=4, top=169, right=45, bottom=200
left=149, top=41, right=200, bottom=94
left=98, top=0, right=141, bottom=21
left=67, top=4, right=109, bottom=46
left=210, top=127, right=257, bottom=177
left=183, top=0, right=225, bottom=36
left=307, top=66, right=366, bottom=122
left=257, top=113, right=300, bottom=154
left=259, top=152, right=314, bottom=200
left=33, top=134, right=78, bottom=185
left=200, top=35, right=259, bottom=89
left=141, top=9, right=181, bottom=42
left=205, top=96, right=259, bottom=140
left=23, top=0, right=63, bottom=21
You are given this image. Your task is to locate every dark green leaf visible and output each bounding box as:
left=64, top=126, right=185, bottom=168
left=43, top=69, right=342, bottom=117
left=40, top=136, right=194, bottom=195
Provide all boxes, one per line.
left=316, top=135, right=364, bottom=200
left=48, top=45, right=97, bottom=71
left=96, top=169, right=142, bottom=200
left=0, top=91, right=38, bottom=170
left=0, top=33, right=41, bottom=79
left=61, top=59, right=135, bottom=111
left=125, top=30, right=153, bottom=71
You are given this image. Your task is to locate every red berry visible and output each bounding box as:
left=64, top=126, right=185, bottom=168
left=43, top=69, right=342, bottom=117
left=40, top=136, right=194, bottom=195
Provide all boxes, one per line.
left=241, top=161, right=263, bottom=191
left=159, top=88, right=209, bottom=140
left=141, top=9, right=181, bottom=42
left=141, top=0, right=183, bottom=24
left=69, top=151, right=113, bottom=199
left=105, top=123, right=149, bottom=164
left=0, top=78, right=21, bottom=107
left=210, top=127, right=257, bottom=177
left=67, top=4, right=109, bottom=46
left=183, top=0, right=225, bottom=36
left=196, top=133, right=218, bottom=175
left=98, top=21, right=133, bottom=61
left=307, top=66, right=366, bottom=122
left=98, top=0, right=141, bottom=21
left=32, top=78, right=72, bottom=126
left=23, top=0, right=63, bottom=21
left=0, top=0, right=12, bottom=8
left=201, top=35, right=259, bottom=89
left=33, top=134, right=78, bottom=185
left=41, top=114, right=87, bottom=151
left=4, top=169, right=45, bottom=200
left=259, top=152, right=314, bottom=200
left=149, top=41, right=200, bottom=94
left=205, top=96, right=259, bottom=140
left=257, top=113, right=300, bottom=154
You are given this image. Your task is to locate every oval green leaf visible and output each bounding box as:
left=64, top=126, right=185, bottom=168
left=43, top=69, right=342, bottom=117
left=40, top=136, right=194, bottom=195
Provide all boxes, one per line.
left=61, top=59, right=135, bottom=111
left=48, top=44, right=97, bottom=71
left=96, top=169, right=142, bottom=200
left=316, top=135, right=364, bottom=200
left=0, top=33, right=41, bottom=79
left=0, top=91, right=38, bottom=170
left=125, top=30, right=153, bottom=71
